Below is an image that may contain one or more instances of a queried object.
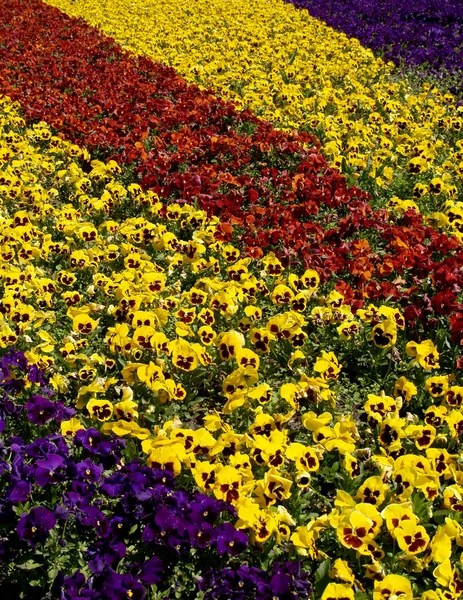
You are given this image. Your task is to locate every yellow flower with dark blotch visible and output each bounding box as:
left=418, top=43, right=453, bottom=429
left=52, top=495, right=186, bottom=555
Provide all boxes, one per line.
left=56, top=270, right=77, bottom=287
left=287, top=442, right=320, bottom=472
left=373, top=574, right=412, bottom=600
left=255, top=468, right=293, bottom=507
left=238, top=317, right=252, bottom=333
left=446, top=386, right=463, bottom=408
left=78, top=224, right=98, bottom=243
left=236, top=347, right=260, bottom=370
left=394, top=376, right=417, bottom=402
left=406, top=339, right=440, bottom=370
left=364, top=393, right=399, bottom=424
left=261, top=253, right=283, bottom=276
left=136, top=361, right=165, bottom=389
left=169, top=339, right=199, bottom=371
left=175, top=306, right=196, bottom=325
left=270, top=284, right=294, bottom=305
left=197, top=307, right=215, bottom=326
left=132, top=325, right=157, bottom=349
left=357, top=304, right=379, bottom=323
left=426, top=448, right=456, bottom=479
left=381, top=503, right=417, bottom=535
left=405, top=424, right=436, bottom=450
left=150, top=332, right=170, bottom=356
left=289, top=328, right=308, bottom=348
left=250, top=431, right=287, bottom=469
left=343, top=453, right=360, bottom=479
left=244, top=305, right=262, bottom=322
left=392, top=468, right=417, bottom=501
left=326, top=290, right=344, bottom=308
left=131, top=310, right=159, bottom=329
left=216, top=330, right=244, bottom=360
left=187, top=286, right=208, bottom=305
left=227, top=258, right=251, bottom=281
left=60, top=417, right=85, bottom=436
left=337, top=321, right=360, bottom=340
left=192, top=461, right=217, bottom=491
left=378, top=417, right=406, bottom=452
left=190, top=343, right=213, bottom=367
left=210, top=291, right=238, bottom=317
left=61, top=291, right=82, bottom=306
left=336, top=510, right=375, bottom=555
left=140, top=270, right=166, bottom=295
left=113, top=399, right=138, bottom=421
left=78, top=366, right=97, bottom=382
left=248, top=413, right=277, bottom=438
left=227, top=453, right=253, bottom=482
left=425, top=375, right=449, bottom=397
left=213, top=465, right=242, bottom=503
left=371, top=319, right=397, bottom=348
left=251, top=512, right=278, bottom=545
left=396, top=520, right=430, bottom=555
left=355, top=476, right=388, bottom=507
left=300, top=269, right=320, bottom=291
left=313, top=350, right=342, bottom=380
left=271, top=311, right=306, bottom=338
left=86, top=398, right=113, bottom=421
left=197, top=325, right=216, bottom=345
left=72, top=313, right=98, bottom=335
left=445, top=409, right=463, bottom=438
left=147, top=443, right=185, bottom=476
left=378, top=305, right=405, bottom=329
left=290, top=292, right=308, bottom=313
left=69, top=249, right=90, bottom=270
left=443, top=485, right=463, bottom=512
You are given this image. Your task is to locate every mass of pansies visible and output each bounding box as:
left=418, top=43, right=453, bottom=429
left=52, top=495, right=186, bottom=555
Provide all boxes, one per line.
left=1, top=0, right=463, bottom=598
left=285, top=0, right=463, bottom=94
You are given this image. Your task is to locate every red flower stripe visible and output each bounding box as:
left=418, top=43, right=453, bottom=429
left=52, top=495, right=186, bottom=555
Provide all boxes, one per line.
left=2, top=0, right=463, bottom=341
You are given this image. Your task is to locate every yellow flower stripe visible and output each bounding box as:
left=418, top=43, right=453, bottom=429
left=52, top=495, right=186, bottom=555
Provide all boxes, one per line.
left=45, top=0, right=463, bottom=231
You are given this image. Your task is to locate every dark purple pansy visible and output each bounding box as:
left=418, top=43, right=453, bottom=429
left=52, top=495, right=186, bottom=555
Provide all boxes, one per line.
left=100, top=570, right=146, bottom=600
left=35, top=453, right=66, bottom=486
left=26, top=395, right=57, bottom=425
left=137, top=556, right=164, bottom=586
left=17, top=506, right=57, bottom=547
left=214, top=523, right=248, bottom=556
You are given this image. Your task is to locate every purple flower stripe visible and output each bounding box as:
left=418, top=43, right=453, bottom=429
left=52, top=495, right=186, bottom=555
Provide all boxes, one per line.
left=286, top=0, right=463, bottom=90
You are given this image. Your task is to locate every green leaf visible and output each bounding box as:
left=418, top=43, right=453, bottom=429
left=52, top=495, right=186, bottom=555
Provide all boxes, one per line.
left=288, top=48, right=298, bottom=66
left=314, top=558, right=331, bottom=595
left=18, top=560, right=43, bottom=570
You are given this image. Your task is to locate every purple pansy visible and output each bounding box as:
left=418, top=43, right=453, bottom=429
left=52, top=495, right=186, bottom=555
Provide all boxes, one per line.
left=17, top=506, right=57, bottom=547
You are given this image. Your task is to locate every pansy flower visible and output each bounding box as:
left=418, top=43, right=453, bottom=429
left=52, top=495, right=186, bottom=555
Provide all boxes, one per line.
left=26, top=394, right=57, bottom=425
left=17, top=507, right=57, bottom=548
left=373, top=574, right=412, bottom=600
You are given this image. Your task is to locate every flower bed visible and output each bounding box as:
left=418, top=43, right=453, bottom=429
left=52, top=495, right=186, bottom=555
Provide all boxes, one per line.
left=42, top=0, right=463, bottom=221
left=0, top=93, right=463, bottom=598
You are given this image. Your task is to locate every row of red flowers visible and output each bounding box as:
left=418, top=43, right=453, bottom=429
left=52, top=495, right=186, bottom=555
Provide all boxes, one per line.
left=2, top=0, right=463, bottom=348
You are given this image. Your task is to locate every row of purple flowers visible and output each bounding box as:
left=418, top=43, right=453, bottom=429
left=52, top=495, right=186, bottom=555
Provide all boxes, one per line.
left=0, top=351, right=312, bottom=599
left=286, top=0, right=463, bottom=92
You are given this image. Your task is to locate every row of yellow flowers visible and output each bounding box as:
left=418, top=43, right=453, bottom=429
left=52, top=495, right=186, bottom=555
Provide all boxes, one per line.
left=2, top=94, right=463, bottom=597
left=45, top=0, right=463, bottom=234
